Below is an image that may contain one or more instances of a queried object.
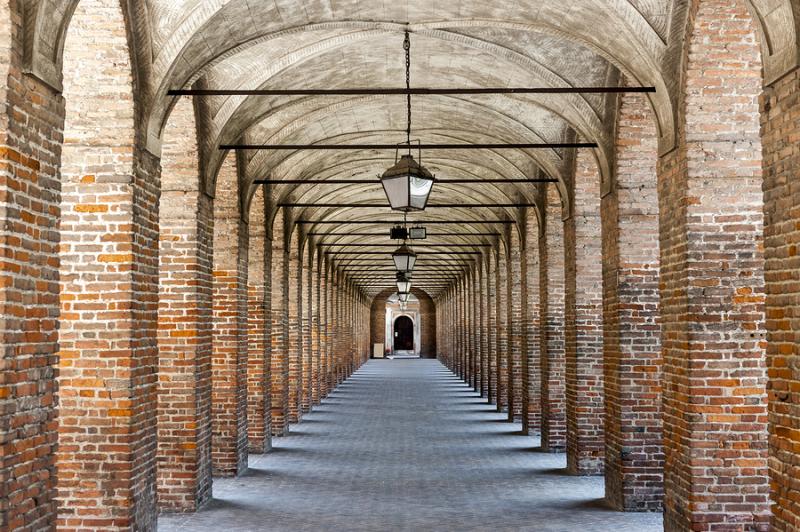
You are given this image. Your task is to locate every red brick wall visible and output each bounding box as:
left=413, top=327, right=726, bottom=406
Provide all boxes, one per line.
left=270, top=209, right=289, bottom=436
left=157, top=96, right=213, bottom=511
left=301, top=245, right=312, bottom=413
left=369, top=288, right=437, bottom=358
left=487, top=253, right=498, bottom=404
left=762, top=62, right=800, bottom=532
left=564, top=150, right=604, bottom=475
left=211, top=155, right=248, bottom=477
left=659, top=1, right=769, bottom=528
left=287, top=229, right=302, bottom=423
left=247, top=188, right=270, bottom=453
left=523, top=209, right=541, bottom=434
left=495, top=247, right=509, bottom=412
left=479, top=257, right=490, bottom=397
left=57, top=0, right=161, bottom=527
left=540, top=185, right=566, bottom=452
left=508, top=230, right=525, bottom=421
left=602, top=90, right=663, bottom=511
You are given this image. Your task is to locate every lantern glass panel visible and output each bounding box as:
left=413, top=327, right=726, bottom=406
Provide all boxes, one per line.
left=381, top=175, right=410, bottom=210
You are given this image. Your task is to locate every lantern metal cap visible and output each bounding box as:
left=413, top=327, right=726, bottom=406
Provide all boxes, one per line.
left=381, top=153, right=435, bottom=181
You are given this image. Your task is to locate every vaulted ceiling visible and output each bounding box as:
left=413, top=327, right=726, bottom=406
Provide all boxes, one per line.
left=27, top=0, right=800, bottom=299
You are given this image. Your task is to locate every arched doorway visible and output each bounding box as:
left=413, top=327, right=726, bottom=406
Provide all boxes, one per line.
left=393, top=316, right=414, bottom=352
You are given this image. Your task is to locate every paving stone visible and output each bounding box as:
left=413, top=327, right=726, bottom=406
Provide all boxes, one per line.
left=158, top=359, right=662, bottom=532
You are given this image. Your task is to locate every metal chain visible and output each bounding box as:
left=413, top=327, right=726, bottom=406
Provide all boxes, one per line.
left=404, top=31, right=411, bottom=147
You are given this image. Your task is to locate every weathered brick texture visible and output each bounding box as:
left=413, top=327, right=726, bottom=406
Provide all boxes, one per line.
left=58, top=1, right=161, bottom=528
left=603, top=91, right=663, bottom=511
left=157, top=96, right=213, bottom=512
left=564, top=150, right=604, bottom=475
left=311, top=250, right=321, bottom=405
left=762, top=63, right=800, bottom=532
left=211, top=156, right=248, bottom=477
left=301, top=245, right=313, bottom=413
left=540, top=186, right=567, bottom=452
left=523, top=209, right=541, bottom=434
left=479, top=258, right=490, bottom=397
left=659, top=1, right=769, bottom=528
left=287, top=230, right=303, bottom=423
left=270, top=210, right=289, bottom=436
left=496, top=247, right=509, bottom=412
left=487, top=253, right=498, bottom=404
left=508, top=230, right=525, bottom=422
left=247, top=188, right=270, bottom=453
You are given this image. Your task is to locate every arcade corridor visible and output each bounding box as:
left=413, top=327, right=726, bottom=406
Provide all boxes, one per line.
left=158, top=360, right=661, bottom=532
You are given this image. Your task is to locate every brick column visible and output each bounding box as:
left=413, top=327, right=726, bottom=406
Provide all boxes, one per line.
left=564, top=150, right=604, bottom=475
left=287, top=231, right=302, bottom=423
left=540, top=186, right=567, bottom=452
left=487, top=252, right=498, bottom=404
left=480, top=257, right=490, bottom=397
left=602, top=91, right=663, bottom=511
left=57, top=1, right=161, bottom=526
left=247, top=188, right=270, bottom=453
left=523, top=209, right=541, bottom=434
left=301, top=246, right=313, bottom=413
left=156, top=96, right=213, bottom=511
left=270, top=211, right=289, bottom=436
left=659, top=3, right=769, bottom=528
left=0, top=12, right=63, bottom=526
left=320, top=260, right=331, bottom=398
left=496, top=248, right=509, bottom=412
left=508, top=231, right=524, bottom=422
left=311, top=250, right=321, bottom=405
left=762, top=64, right=800, bottom=532
left=211, top=156, right=248, bottom=477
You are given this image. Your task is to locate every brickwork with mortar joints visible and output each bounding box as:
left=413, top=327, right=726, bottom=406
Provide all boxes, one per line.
left=301, top=245, right=313, bottom=414
left=659, top=1, right=770, bottom=528
left=57, top=1, right=162, bottom=527
left=523, top=208, right=541, bottom=435
left=564, top=149, right=604, bottom=475
left=270, top=210, right=289, bottom=437
left=487, top=252, right=498, bottom=404
left=480, top=258, right=491, bottom=398
left=508, top=229, right=525, bottom=422
left=762, top=52, right=800, bottom=532
left=602, top=90, right=663, bottom=512
left=157, top=96, right=213, bottom=512
left=540, top=186, right=567, bottom=452
left=246, top=188, right=270, bottom=454
left=311, top=251, right=321, bottom=405
left=210, top=154, right=249, bottom=478
left=496, top=247, right=509, bottom=412
left=287, top=230, right=303, bottom=424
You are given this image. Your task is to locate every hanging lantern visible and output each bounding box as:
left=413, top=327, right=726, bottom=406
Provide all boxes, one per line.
left=398, top=291, right=410, bottom=304
left=396, top=271, right=412, bottom=294
left=392, top=243, right=417, bottom=272
left=380, top=152, right=435, bottom=212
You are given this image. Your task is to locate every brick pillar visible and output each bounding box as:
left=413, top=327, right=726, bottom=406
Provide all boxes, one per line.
left=762, top=63, right=800, bottom=532
left=480, top=257, right=490, bottom=397
left=287, top=231, right=302, bottom=423
left=311, top=251, right=321, bottom=405
left=564, top=149, right=604, bottom=475
left=540, top=186, right=567, bottom=452
left=157, top=96, right=213, bottom=511
left=57, top=1, right=160, bottom=526
left=270, top=211, right=289, bottom=436
left=487, top=252, right=498, bottom=404
left=523, top=208, right=541, bottom=434
left=320, top=260, right=330, bottom=398
left=247, top=188, right=270, bottom=453
left=211, top=156, right=248, bottom=477
left=496, top=248, right=509, bottom=411
left=508, top=230, right=524, bottom=422
left=659, top=2, right=769, bottom=528
left=0, top=12, right=62, bottom=524
left=468, top=273, right=476, bottom=386
left=301, top=246, right=312, bottom=413
left=602, top=91, right=663, bottom=511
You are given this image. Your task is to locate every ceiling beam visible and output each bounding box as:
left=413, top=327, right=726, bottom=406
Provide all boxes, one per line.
left=255, top=178, right=556, bottom=184
left=223, top=142, right=595, bottom=150
left=280, top=203, right=536, bottom=208
left=169, top=86, right=655, bottom=96
left=318, top=243, right=491, bottom=247
left=298, top=220, right=513, bottom=224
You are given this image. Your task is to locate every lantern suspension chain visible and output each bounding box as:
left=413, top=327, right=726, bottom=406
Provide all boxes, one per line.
left=404, top=30, right=412, bottom=151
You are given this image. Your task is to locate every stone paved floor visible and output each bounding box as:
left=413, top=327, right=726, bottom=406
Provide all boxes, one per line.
left=159, top=359, right=663, bottom=532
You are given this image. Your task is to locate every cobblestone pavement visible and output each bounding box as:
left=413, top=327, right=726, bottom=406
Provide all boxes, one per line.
left=159, top=359, right=663, bottom=532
